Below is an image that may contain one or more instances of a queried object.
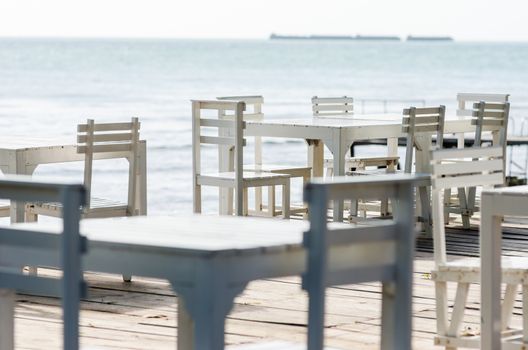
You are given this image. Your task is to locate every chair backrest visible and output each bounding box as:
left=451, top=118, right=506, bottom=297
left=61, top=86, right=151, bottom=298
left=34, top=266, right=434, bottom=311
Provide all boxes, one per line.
left=77, top=118, right=140, bottom=213
left=192, top=100, right=246, bottom=214
left=0, top=177, right=86, bottom=350
left=430, top=146, right=504, bottom=265
left=402, top=106, right=446, bottom=173
left=472, top=101, right=510, bottom=148
left=456, top=93, right=509, bottom=117
left=217, top=95, right=264, bottom=166
left=311, top=96, right=354, bottom=117
left=303, top=174, right=423, bottom=350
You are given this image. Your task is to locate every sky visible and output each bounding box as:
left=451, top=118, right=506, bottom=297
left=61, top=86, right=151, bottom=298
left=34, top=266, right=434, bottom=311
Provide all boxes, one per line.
left=0, top=0, right=527, bottom=41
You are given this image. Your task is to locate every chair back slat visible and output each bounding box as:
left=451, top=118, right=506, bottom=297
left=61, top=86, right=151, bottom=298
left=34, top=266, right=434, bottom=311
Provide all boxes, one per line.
left=456, top=92, right=509, bottom=117
left=302, top=174, right=423, bottom=350
left=312, top=96, right=354, bottom=117
left=0, top=177, right=86, bottom=350
left=77, top=117, right=140, bottom=212
left=402, top=105, right=445, bottom=173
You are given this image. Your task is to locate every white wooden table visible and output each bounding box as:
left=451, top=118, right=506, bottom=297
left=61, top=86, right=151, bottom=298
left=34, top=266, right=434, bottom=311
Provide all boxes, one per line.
left=0, top=136, right=147, bottom=222
left=245, top=114, right=485, bottom=221
left=480, top=186, right=528, bottom=350
left=3, top=215, right=358, bottom=350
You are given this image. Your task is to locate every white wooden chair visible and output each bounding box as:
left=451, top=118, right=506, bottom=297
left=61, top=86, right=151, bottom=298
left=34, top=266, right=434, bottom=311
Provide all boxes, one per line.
left=350, top=106, right=445, bottom=226
left=445, top=96, right=510, bottom=228
left=217, top=95, right=311, bottom=217
left=312, top=96, right=400, bottom=177
left=26, top=118, right=141, bottom=219
left=233, top=174, right=420, bottom=350
left=430, top=146, right=525, bottom=349
left=192, top=100, right=290, bottom=218
left=0, top=177, right=86, bottom=350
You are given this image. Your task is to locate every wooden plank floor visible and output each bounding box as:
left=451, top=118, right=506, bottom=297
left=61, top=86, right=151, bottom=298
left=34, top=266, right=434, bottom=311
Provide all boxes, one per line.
left=12, top=221, right=528, bottom=349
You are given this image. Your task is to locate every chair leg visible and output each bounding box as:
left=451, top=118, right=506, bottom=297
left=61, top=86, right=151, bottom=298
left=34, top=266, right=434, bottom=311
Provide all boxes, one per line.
left=302, top=173, right=310, bottom=219
left=25, top=211, right=39, bottom=276
left=502, top=284, right=518, bottom=331
left=282, top=181, right=290, bottom=219
left=419, top=186, right=432, bottom=235
left=523, top=284, right=528, bottom=343
left=193, top=184, right=202, bottom=214
left=443, top=188, right=451, bottom=225
left=255, top=187, right=263, bottom=213
left=268, top=186, right=275, bottom=217
left=242, top=188, right=249, bottom=216
left=457, top=187, right=470, bottom=229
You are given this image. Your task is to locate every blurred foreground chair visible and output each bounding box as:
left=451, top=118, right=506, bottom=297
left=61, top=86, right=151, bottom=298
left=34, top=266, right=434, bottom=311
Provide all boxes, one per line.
left=311, top=96, right=399, bottom=178
left=192, top=100, right=290, bottom=217
left=429, top=146, right=523, bottom=349
left=234, top=174, right=422, bottom=350
left=26, top=117, right=142, bottom=220
left=217, top=95, right=311, bottom=217
left=0, top=177, right=86, bottom=350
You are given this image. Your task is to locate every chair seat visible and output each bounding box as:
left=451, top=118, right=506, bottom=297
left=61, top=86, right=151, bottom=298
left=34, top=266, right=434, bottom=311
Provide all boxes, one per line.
left=244, top=164, right=311, bottom=177
left=433, top=257, right=528, bottom=284
left=229, top=341, right=342, bottom=350
left=347, top=168, right=400, bottom=176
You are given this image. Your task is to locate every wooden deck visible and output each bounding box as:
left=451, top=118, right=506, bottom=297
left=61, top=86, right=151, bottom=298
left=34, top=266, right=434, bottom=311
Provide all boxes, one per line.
left=12, top=221, right=528, bottom=350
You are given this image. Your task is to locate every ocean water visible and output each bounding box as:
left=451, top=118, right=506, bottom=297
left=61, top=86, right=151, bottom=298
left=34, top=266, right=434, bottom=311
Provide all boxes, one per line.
left=1, top=38, right=528, bottom=214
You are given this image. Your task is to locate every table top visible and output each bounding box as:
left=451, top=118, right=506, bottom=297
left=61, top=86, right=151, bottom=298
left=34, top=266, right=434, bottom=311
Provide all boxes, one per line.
left=13, top=215, right=309, bottom=257
left=0, top=135, right=74, bottom=150
left=246, top=114, right=470, bottom=128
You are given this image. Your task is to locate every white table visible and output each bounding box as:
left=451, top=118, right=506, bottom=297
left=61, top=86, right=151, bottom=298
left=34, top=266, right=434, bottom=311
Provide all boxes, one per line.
left=0, top=136, right=147, bottom=222
left=245, top=114, right=487, bottom=221
left=3, top=215, right=357, bottom=350
left=480, top=186, right=528, bottom=350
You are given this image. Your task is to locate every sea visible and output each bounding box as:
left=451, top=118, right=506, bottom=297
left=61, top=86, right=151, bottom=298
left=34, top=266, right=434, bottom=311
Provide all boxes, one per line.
left=1, top=38, right=528, bottom=214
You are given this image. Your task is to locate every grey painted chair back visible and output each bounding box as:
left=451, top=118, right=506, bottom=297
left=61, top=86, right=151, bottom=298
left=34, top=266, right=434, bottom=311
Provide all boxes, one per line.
left=303, top=174, right=423, bottom=350
left=77, top=118, right=140, bottom=213
left=192, top=100, right=246, bottom=215
left=311, top=96, right=354, bottom=117
left=472, top=101, right=510, bottom=149
left=0, top=177, right=86, bottom=350
left=402, top=106, right=446, bottom=173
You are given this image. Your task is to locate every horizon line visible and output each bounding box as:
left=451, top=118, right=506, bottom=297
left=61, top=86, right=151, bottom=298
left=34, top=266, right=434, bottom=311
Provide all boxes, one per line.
left=0, top=35, right=527, bottom=43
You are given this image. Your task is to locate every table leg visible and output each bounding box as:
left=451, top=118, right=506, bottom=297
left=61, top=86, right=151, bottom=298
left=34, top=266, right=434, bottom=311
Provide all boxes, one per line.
left=480, top=193, right=502, bottom=350
left=7, top=151, right=37, bottom=223
left=0, top=288, right=14, bottom=350
left=330, top=131, right=347, bottom=222
left=307, top=139, right=324, bottom=178
left=137, top=142, right=148, bottom=215
left=171, top=261, right=247, bottom=350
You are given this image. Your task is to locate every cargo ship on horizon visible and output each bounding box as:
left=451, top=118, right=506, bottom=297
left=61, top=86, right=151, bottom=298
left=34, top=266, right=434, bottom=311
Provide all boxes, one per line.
left=270, top=33, right=400, bottom=41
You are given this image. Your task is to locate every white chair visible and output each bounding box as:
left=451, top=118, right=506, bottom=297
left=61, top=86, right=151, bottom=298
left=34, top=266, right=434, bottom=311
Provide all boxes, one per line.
left=217, top=95, right=311, bottom=217
left=26, top=117, right=142, bottom=219
left=311, top=96, right=400, bottom=177
left=446, top=98, right=510, bottom=228
left=234, top=174, right=420, bottom=350
left=350, top=106, right=445, bottom=227
left=0, top=177, right=86, bottom=350
left=430, top=146, right=525, bottom=349
left=192, top=100, right=290, bottom=218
